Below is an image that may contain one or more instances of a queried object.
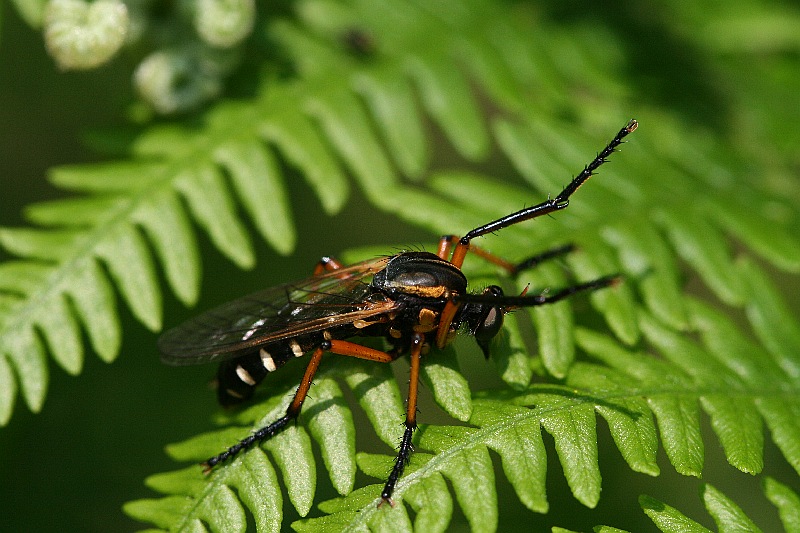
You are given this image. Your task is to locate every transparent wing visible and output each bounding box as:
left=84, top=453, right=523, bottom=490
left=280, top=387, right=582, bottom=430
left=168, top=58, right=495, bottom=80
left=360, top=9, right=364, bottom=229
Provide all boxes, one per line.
left=159, top=257, right=394, bottom=365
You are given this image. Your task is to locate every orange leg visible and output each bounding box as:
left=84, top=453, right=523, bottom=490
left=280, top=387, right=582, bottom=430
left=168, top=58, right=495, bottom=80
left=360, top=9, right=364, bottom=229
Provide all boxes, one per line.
left=435, top=299, right=463, bottom=349
left=379, top=332, right=424, bottom=507
left=438, top=235, right=575, bottom=275
left=436, top=235, right=459, bottom=261
left=437, top=234, right=471, bottom=269
left=313, top=256, right=345, bottom=275
left=203, top=339, right=395, bottom=471
left=325, top=339, right=395, bottom=363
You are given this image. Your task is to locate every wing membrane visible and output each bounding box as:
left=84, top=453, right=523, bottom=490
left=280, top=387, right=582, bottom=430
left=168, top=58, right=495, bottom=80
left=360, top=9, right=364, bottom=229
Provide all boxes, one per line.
left=159, top=257, right=394, bottom=365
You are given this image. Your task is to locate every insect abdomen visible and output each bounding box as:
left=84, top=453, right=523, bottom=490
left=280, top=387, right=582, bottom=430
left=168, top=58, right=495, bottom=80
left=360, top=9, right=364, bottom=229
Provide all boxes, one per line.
left=217, top=334, right=322, bottom=406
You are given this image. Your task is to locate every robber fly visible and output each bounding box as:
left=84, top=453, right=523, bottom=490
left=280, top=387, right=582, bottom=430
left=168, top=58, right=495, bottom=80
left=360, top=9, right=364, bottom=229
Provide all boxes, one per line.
left=159, top=119, right=638, bottom=506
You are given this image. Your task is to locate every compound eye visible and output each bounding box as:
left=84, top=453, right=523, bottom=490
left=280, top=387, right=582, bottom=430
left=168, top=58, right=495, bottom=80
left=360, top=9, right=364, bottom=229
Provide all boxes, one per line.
left=475, top=306, right=503, bottom=343
left=474, top=306, right=504, bottom=359
left=473, top=286, right=505, bottom=359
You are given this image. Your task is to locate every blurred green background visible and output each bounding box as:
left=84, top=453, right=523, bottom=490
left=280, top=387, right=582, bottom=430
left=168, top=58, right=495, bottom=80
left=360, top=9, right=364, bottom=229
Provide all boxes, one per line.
left=2, top=1, right=799, bottom=531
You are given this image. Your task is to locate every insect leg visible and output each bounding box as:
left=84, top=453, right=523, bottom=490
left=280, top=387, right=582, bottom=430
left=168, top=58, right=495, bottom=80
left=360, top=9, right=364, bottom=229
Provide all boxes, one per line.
left=324, top=339, right=395, bottom=363
left=455, top=274, right=621, bottom=308
left=380, top=332, right=424, bottom=507
left=439, top=235, right=575, bottom=276
left=521, top=275, right=621, bottom=306
left=437, top=234, right=517, bottom=272
left=313, top=256, right=344, bottom=275
left=449, top=120, right=638, bottom=269
left=436, top=235, right=459, bottom=261
left=435, top=299, right=463, bottom=349
left=203, top=340, right=396, bottom=471
left=512, top=243, right=576, bottom=274
left=203, top=344, right=326, bottom=471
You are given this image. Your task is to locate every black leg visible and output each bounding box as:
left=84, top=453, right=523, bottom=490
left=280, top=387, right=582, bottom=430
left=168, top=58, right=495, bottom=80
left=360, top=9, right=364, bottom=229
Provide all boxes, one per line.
left=204, top=340, right=396, bottom=471
left=512, top=243, right=576, bottom=274
left=449, top=120, right=637, bottom=268
left=203, top=344, right=325, bottom=470
left=203, top=415, right=295, bottom=471
left=380, top=332, right=424, bottom=507
left=462, top=120, right=637, bottom=243
left=455, top=274, right=621, bottom=308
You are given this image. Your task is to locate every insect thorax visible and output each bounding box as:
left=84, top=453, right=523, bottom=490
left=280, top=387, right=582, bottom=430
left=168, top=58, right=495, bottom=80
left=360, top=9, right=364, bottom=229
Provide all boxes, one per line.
left=371, top=251, right=467, bottom=298
left=371, top=251, right=469, bottom=344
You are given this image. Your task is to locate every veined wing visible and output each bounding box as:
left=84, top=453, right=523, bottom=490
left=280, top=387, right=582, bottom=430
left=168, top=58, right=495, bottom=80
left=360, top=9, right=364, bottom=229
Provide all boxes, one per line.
left=159, top=257, right=394, bottom=365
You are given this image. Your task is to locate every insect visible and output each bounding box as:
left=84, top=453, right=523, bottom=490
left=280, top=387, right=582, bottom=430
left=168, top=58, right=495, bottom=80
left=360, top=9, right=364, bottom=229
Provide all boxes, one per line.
left=159, top=119, right=638, bottom=506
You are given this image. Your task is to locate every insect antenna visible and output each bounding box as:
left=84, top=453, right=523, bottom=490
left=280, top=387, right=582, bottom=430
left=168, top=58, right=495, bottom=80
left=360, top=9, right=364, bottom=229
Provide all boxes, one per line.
left=455, top=274, right=621, bottom=308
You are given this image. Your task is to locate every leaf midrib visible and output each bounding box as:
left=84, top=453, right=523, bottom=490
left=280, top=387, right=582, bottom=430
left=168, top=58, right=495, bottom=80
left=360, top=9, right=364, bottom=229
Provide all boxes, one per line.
left=340, top=381, right=799, bottom=529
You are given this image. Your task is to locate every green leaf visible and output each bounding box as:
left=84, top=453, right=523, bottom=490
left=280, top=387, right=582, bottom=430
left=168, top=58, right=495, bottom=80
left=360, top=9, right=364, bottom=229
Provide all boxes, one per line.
left=568, top=363, right=660, bottom=477
left=35, top=290, right=83, bottom=375
left=704, top=197, right=800, bottom=272
left=175, top=163, right=255, bottom=270
left=133, top=188, right=201, bottom=306
left=418, top=426, right=497, bottom=532
left=191, top=484, right=247, bottom=532
left=575, top=328, right=704, bottom=477
left=2, top=324, right=47, bottom=413
left=702, top=483, right=763, bottom=533
left=403, top=472, right=453, bottom=533
left=258, top=89, right=350, bottom=214
left=654, top=207, right=744, bottom=306
left=223, top=451, right=283, bottom=533
left=24, top=196, right=121, bottom=226
left=303, top=376, right=357, bottom=495
left=353, top=67, right=429, bottom=179
left=640, top=311, right=765, bottom=474
left=342, top=360, right=405, bottom=447
left=303, top=84, right=398, bottom=205
left=0, top=354, right=17, bottom=425
left=406, top=52, right=490, bottom=161
left=568, top=242, right=639, bottom=346
left=738, top=257, right=800, bottom=380
left=490, top=314, right=534, bottom=390
left=636, top=477, right=799, bottom=533
left=419, top=345, right=473, bottom=422
left=471, top=401, right=549, bottom=513
left=539, top=397, right=601, bottom=508
left=68, top=257, right=120, bottom=362
left=263, top=426, right=317, bottom=517
left=763, top=477, right=800, bottom=531
left=47, top=161, right=159, bottom=192
left=124, top=495, right=193, bottom=530
left=213, top=139, right=296, bottom=256
left=601, top=221, right=688, bottom=330
left=0, top=226, right=80, bottom=260
left=96, top=222, right=162, bottom=332
left=524, top=262, right=575, bottom=378
left=640, top=494, right=713, bottom=533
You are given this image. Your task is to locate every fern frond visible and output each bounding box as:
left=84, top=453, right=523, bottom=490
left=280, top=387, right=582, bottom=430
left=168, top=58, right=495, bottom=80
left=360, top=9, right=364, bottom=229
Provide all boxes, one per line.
left=2, top=0, right=799, bottom=530
left=131, top=265, right=800, bottom=531
left=579, top=299, right=800, bottom=481
left=640, top=478, right=800, bottom=532
left=125, top=365, right=383, bottom=529
left=287, top=310, right=800, bottom=531
left=0, top=89, right=357, bottom=422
